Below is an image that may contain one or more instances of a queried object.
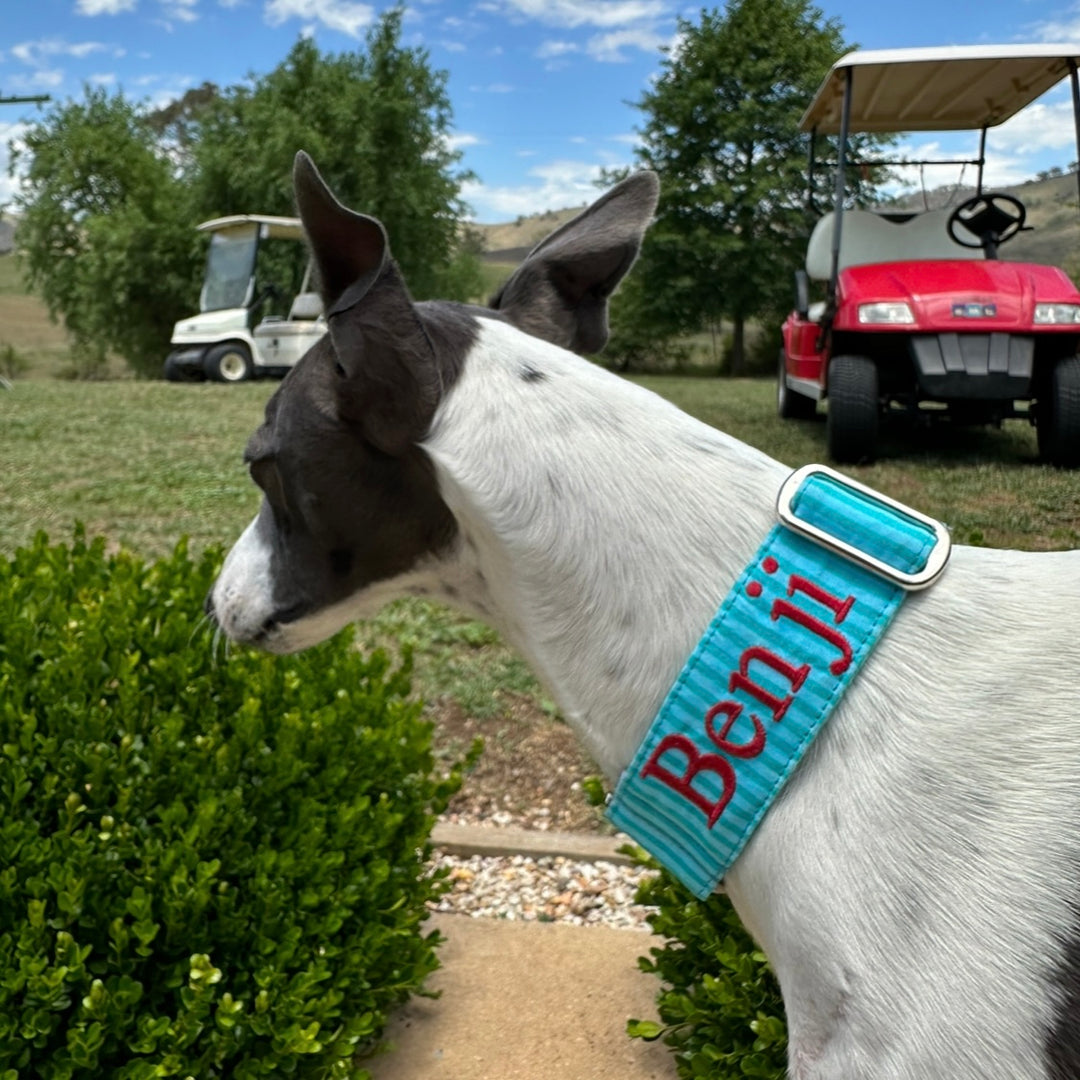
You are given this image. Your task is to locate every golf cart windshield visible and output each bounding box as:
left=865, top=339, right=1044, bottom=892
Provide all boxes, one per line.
left=200, top=225, right=258, bottom=313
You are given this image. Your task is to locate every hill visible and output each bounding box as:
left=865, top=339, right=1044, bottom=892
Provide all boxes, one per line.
left=889, top=170, right=1079, bottom=268
left=474, top=170, right=1080, bottom=272
left=471, top=206, right=586, bottom=264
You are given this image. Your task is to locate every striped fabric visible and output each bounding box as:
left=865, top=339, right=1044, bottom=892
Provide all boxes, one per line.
left=607, top=469, right=944, bottom=899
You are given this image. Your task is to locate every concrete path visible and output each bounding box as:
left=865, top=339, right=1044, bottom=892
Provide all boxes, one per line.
left=370, top=912, right=679, bottom=1080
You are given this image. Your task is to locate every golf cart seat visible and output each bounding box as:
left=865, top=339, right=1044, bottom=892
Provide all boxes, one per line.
left=805, top=208, right=983, bottom=282
left=288, top=291, right=324, bottom=320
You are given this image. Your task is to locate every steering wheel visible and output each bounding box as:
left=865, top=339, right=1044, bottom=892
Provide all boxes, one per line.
left=946, top=193, right=1026, bottom=252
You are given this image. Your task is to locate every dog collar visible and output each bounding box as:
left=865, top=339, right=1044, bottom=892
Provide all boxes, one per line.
left=607, top=464, right=951, bottom=899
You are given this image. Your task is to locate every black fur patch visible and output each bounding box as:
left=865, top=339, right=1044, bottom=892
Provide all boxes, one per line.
left=520, top=364, right=546, bottom=383
left=1046, top=919, right=1080, bottom=1078
left=239, top=295, right=480, bottom=629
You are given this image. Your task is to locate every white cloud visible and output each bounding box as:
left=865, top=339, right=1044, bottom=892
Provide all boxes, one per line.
left=160, top=0, right=199, bottom=23
left=441, top=40, right=467, bottom=52
left=75, top=0, right=137, bottom=14
left=536, top=39, right=578, bottom=59
left=9, top=69, right=65, bottom=91
left=0, top=122, right=31, bottom=209
left=446, top=132, right=484, bottom=150
left=463, top=158, right=621, bottom=220
left=883, top=135, right=1045, bottom=200
left=480, top=0, right=666, bottom=30
left=469, top=82, right=515, bottom=93
left=1028, top=3, right=1080, bottom=43
left=882, top=93, right=1078, bottom=200
left=263, top=0, right=375, bottom=38
left=586, top=26, right=665, bottom=61
left=11, top=39, right=118, bottom=66
left=993, top=99, right=1076, bottom=155
left=88, top=72, right=118, bottom=85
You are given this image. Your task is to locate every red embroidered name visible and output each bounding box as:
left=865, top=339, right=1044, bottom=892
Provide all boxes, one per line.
left=640, top=560, right=855, bottom=829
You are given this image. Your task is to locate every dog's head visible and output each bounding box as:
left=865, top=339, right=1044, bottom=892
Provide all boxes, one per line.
left=208, top=152, right=658, bottom=652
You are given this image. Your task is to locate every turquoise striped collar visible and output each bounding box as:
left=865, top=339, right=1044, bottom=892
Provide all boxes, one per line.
left=607, top=464, right=951, bottom=899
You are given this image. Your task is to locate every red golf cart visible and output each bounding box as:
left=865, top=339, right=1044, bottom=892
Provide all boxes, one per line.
left=778, top=45, right=1080, bottom=465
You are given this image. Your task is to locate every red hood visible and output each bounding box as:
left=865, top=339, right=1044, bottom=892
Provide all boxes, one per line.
left=834, top=260, right=1080, bottom=331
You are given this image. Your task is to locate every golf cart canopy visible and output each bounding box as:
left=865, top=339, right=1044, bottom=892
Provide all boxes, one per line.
left=801, top=44, right=1080, bottom=134
left=196, top=214, right=304, bottom=240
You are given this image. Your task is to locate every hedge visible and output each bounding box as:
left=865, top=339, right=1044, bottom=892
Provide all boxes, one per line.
left=628, top=852, right=788, bottom=1079
left=0, top=529, right=466, bottom=1079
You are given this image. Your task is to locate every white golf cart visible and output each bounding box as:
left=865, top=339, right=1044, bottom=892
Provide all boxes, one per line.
left=164, top=214, right=325, bottom=383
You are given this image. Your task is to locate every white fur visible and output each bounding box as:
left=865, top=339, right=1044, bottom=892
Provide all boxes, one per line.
left=217, top=314, right=1080, bottom=1078
left=422, top=319, right=1080, bottom=1079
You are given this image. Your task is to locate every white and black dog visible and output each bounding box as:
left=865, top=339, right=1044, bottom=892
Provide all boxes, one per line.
left=209, top=153, right=1080, bottom=1080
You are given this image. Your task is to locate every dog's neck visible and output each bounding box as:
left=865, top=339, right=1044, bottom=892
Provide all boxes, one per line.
left=423, top=318, right=789, bottom=777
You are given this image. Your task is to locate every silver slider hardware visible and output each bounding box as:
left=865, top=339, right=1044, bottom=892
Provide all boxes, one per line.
left=776, top=464, right=951, bottom=591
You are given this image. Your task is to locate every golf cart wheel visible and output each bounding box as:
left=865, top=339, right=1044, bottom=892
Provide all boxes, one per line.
left=205, top=342, right=254, bottom=383
left=1037, top=355, right=1080, bottom=468
left=164, top=353, right=197, bottom=382
left=827, top=355, right=879, bottom=464
left=777, top=350, right=817, bottom=420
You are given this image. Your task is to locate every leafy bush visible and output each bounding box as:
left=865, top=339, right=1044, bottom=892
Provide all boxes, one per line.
left=0, top=529, right=466, bottom=1079
left=0, top=343, right=30, bottom=381
left=627, top=851, right=788, bottom=1079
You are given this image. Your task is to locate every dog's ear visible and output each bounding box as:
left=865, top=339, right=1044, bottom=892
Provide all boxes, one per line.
left=294, top=151, right=435, bottom=456
left=489, top=170, right=659, bottom=354
left=293, top=151, right=389, bottom=316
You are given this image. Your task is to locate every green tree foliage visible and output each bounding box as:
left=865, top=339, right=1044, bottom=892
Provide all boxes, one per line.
left=10, top=9, right=479, bottom=377
left=191, top=16, right=480, bottom=303
left=11, top=89, right=200, bottom=378
left=620, top=0, right=885, bottom=374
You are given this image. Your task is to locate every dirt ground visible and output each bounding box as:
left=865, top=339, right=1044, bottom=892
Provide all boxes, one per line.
left=429, top=694, right=612, bottom=835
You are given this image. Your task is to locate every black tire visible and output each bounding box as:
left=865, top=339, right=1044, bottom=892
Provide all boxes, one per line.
left=777, top=350, right=817, bottom=420
left=1037, top=355, right=1080, bottom=468
left=827, top=355, right=879, bottom=464
left=204, top=342, right=254, bottom=383
left=164, top=353, right=200, bottom=382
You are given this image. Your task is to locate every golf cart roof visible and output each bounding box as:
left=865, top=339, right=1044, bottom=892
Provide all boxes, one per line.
left=195, top=214, right=304, bottom=239
left=801, top=44, right=1080, bottom=134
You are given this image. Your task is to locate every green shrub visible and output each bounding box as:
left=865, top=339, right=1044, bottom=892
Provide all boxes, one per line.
left=0, top=529, right=466, bottom=1079
left=628, top=852, right=788, bottom=1079
left=0, top=343, right=30, bottom=381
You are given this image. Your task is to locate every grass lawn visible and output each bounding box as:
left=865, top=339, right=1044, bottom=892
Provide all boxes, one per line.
left=4, top=369, right=1079, bottom=717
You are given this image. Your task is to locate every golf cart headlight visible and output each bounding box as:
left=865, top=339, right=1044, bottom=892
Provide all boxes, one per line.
left=858, top=302, right=915, bottom=325
left=1034, top=303, right=1080, bottom=325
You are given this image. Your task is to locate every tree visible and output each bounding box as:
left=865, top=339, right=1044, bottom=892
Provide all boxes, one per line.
left=11, top=88, right=200, bottom=377
left=10, top=9, right=480, bottom=377
left=191, top=11, right=480, bottom=302
left=625, top=0, right=886, bottom=374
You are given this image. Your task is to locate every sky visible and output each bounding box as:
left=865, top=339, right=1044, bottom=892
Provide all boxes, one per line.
left=1, top=0, right=1080, bottom=222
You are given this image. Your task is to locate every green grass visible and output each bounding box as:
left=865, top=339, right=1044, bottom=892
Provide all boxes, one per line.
left=2, top=381, right=269, bottom=557
left=4, top=372, right=1079, bottom=722
left=0, top=378, right=544, bottom=712
left=634, top=376, right=1080, bottom=551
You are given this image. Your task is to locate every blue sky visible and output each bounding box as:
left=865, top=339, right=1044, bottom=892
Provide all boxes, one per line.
left=2, top=0, right=1079, bottom=221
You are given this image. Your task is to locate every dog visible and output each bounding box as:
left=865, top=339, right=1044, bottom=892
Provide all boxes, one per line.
left=209, top=152, right=1080, bottom=1080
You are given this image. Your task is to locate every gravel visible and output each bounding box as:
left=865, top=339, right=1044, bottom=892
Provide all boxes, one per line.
left=427, top=849, right=659, bottom=931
